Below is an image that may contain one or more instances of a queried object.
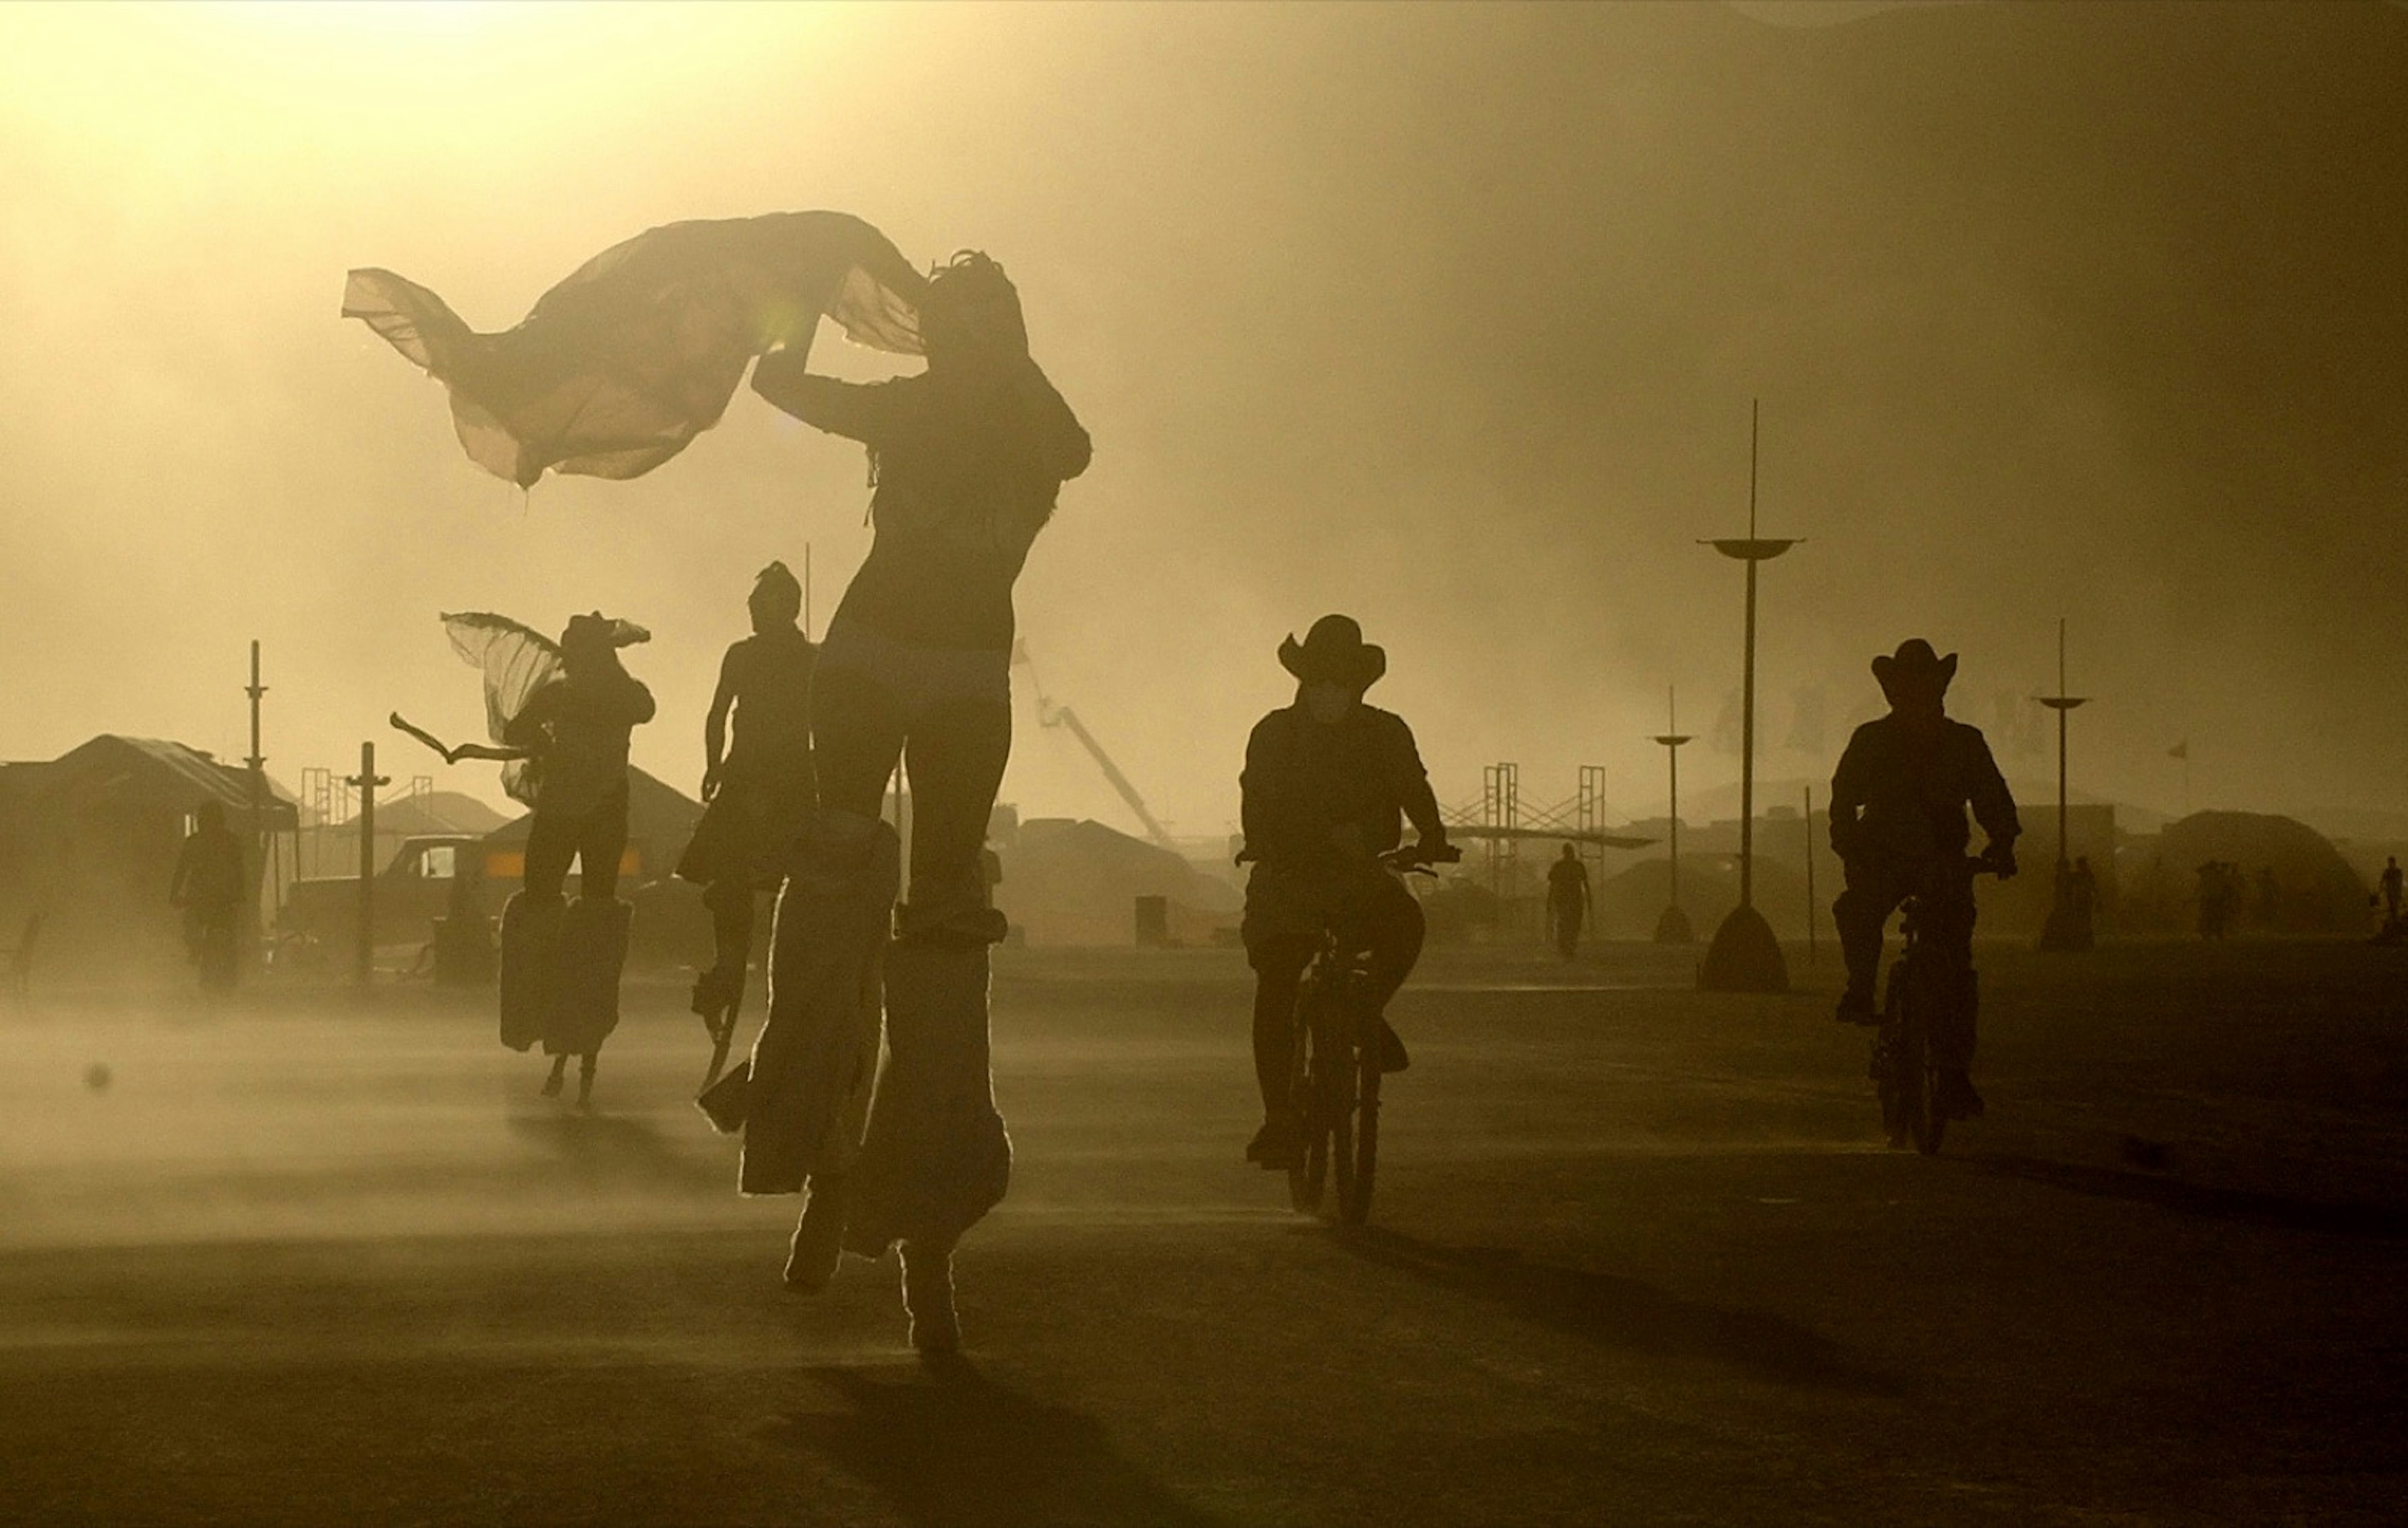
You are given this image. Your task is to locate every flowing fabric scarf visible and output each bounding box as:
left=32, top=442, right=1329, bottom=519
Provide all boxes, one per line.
left=344, top=211, right=926, bottom=487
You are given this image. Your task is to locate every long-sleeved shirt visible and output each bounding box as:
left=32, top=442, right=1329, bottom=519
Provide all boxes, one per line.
left=1242, top=701, right=1445, bottom=869
left=752, top=356, right=1090, bottom=652
left=170, top=826, right=245, bottom=910
left=507, top=669, right=656, bottom=819
left=1829, top=713, right=2019, bottom=868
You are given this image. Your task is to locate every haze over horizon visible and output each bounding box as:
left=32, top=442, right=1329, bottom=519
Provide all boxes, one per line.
left=4, top=1, right=2402, bottom=839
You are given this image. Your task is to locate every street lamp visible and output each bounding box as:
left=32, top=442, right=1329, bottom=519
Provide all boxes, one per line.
left=2036, top=617, right=2093, bottom=952
left=1699, top=400, right=1798, bottom=994
left=1652, top=687, right=1694, bottom=945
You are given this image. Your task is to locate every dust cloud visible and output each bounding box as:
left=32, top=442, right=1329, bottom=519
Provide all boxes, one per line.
left=1, top=2, right=2402, bottom=834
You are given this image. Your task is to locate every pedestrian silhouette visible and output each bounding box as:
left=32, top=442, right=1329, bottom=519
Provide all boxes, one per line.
left=169, top=800, right=245, bottom=992
left=1546, top=842, right=1592, bottom=960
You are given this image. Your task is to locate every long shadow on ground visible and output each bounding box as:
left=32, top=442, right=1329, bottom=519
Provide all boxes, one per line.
left=1336, top=1225, right=1903, bottom=1395
left=1968, top=1153, right=2408, bottom=1239
left=504, top=1111, right=727, bottom=1192
left=765, top=1359, right=1219, bottom=1528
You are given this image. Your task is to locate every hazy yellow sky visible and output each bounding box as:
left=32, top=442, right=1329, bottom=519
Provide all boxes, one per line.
left=4, top=1, right=2405, bottom=836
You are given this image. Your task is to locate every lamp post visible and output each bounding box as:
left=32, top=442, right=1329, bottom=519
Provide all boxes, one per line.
left=1652, top=687, right=1694, bottom=944
left=2037, top=618, right=2093, bottom=952
left=1699, top=400, right=1798, bottom=993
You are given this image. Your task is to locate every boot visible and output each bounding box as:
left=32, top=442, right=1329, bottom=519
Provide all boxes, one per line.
left=576, top=1053, right=597, bottom=1110
left=551, top=897, right=632, bottom=1059
left=499, top=893, right=564, bottom=1053
left=783, top=1173, right=852, bottom=1293
left=541, top=1053, right=568, bottom=1098
left=899, top=1239, right=960, bottom=1354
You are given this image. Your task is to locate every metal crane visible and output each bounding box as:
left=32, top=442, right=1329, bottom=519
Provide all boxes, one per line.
left=1011, top=640, right=1176, bottom=850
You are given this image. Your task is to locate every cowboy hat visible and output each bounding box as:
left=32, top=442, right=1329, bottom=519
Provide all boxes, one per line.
left=1871, top=637, right=1957, bottom=699
left=559, top=612, right=652, bottom=654
left=1279, top=614, right=1387, bottom=690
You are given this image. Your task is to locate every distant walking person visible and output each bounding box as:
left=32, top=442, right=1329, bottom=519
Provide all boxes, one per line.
left=1546, top=843, right=1592, bottom=960
left=678, top=562, right=816, bottom=1073
left=1829, top=639, right=2019, bottom=1122
left=744, top=250, right=1090, bottom=1352
left=500, top=614, right=657, bottom=1107
left=169, top=800, right=244, bottom=992
left=2382, top=857, right=2403, bottom=930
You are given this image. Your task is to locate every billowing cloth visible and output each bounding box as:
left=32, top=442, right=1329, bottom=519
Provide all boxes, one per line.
left=345, top=212, right=927, bottom=487
left=442, top=612, right=562, bottom=807
left=440, top=610, right=647, bottom=807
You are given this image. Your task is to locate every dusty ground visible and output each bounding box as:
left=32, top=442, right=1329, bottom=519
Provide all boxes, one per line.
left=3, top=938, right=2405, bottom=1525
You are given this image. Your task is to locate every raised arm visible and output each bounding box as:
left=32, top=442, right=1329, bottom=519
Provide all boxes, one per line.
left=750, top=351, right=915, bottom=446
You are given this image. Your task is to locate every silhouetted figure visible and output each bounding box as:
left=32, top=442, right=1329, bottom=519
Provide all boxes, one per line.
left=2255, top=864, right=2282, bottom=931
left=500, top=614, right=655, bottom=1107
left=1829, top=640, right=2019, bottom=1122
left=1546, top=843, right=1591, bottom=960
left=745, top=252, right=1089, bottom=1352
left=677, top=561, right=816, bottom=1078
left=1238, top=615, right=1451, bottom=1170
left=169, top=800, right=244, bottom=992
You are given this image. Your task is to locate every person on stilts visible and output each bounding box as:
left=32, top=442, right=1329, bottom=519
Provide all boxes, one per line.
left=498, top=613, right=656, bottom=1108
left=730, top=250, right=1089, bottom=1352
left=678, top=562, right=816, bottom=1085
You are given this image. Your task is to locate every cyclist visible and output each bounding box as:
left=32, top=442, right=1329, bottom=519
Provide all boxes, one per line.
left=1238, top=615, right=1451, bottom=1169
left=1829, top=639, right=2019, bottom=1120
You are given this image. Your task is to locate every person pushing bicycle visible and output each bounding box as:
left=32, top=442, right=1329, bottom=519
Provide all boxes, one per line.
left=1829, top=639, right=2019, bottom=1120
left=1238, top=615, right=1452, bottom=1170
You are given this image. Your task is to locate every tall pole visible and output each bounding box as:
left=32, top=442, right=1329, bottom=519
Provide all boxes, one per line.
left=1698, top=399, right=1798, bottom=992
left=347, top=742, right=388, bottom=988
left=803, top=541, right=814, bottom=641
left=245, top=639, right=273, bottom=934
left=2038, top=619, right=2091, bottom=953
left=1803, top=785, right=1817, bottom=963
left=1652, top=687, right=1694, bottom=944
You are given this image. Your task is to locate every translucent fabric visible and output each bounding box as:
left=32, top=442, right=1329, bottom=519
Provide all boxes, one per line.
left=440, top=612, right=561, bottom=805
left=346, top=211, right=926, bottom=487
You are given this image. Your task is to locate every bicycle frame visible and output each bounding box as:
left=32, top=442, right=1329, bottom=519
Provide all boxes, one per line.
left=1874, top=854, right=1994, bottom=1154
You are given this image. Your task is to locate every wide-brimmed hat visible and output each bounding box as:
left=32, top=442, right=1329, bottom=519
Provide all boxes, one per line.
left=1871, top=638, right=1957, bottom=699
left=559, top=612, right=651, bottom=655
left=1279, top=614, right=1387, bottom=690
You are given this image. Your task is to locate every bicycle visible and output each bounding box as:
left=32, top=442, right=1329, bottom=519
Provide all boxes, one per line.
left=1872, top=851, right=2004, bottom=1154
left=1283, top=842, right=1457, bottom=1224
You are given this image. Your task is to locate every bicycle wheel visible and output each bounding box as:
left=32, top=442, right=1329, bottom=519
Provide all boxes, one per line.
left=1287, top=991, right=1331, bottom=1214
left=1876, top=972, right=1909, bottom=1149
left=1325, top=1017, right=1358, bottom=1224
left=1901, top=970, right=1946, bottom=1155
left=1341, top=1049, right=1381, bottom=1226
